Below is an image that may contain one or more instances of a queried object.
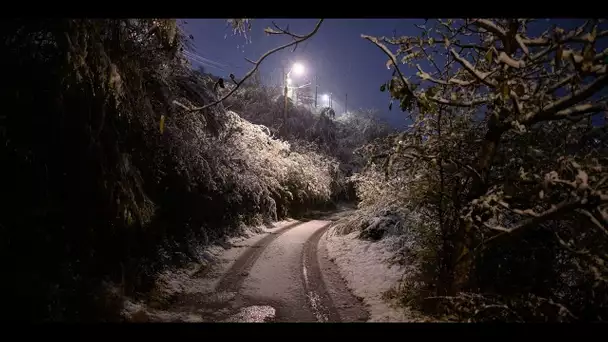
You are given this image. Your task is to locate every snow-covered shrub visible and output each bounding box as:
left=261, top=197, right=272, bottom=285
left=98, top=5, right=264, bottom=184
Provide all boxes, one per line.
left=334, top=138, right=444, bottom=311
left=0, top=19, right=340, bottom=321
left=217, top=110, right=339, bottom=216
left=222, top=81, right=392, bottom=166
left=351, top=18, right=608, bottom=321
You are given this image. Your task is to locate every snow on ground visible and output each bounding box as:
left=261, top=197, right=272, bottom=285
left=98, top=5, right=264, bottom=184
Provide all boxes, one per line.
left=121, top=219, right=298, bottom=322
left=122, top=300, right=205, bottom=322
left=324, top=228, right=429, bottom=322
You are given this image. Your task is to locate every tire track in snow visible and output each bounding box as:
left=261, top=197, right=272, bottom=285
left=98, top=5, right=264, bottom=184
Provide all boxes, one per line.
left=301, top=222, right=341, bottom=322
left=215, top=220, right=307, bottom=293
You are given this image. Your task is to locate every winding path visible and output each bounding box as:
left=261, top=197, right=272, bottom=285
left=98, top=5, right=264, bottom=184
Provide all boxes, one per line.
left=168, top=219, right=369, bottom=322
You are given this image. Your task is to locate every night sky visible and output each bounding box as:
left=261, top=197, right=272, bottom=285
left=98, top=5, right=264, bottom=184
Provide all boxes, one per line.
left=180, top=19, right=605, bottom=127
left=180, top=19, right=426, bottom=127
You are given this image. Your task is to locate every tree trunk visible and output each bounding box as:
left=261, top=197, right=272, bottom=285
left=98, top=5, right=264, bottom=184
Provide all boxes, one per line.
left=437, top=109, right=452, bottom=296
left=445, top=126, right=505, bottom=295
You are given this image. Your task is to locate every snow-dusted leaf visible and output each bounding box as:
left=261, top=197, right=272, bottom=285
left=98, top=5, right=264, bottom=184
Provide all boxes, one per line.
left=502, top=83, right=510, bottom=100
left=264, top=27, right=282, bottom=35
left=485, top=49, right=493, bottom=64
left=590, top=26, right=598, bottom=42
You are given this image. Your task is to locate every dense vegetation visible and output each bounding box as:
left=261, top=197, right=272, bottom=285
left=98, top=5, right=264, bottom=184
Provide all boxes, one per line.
left=339, top=19, right=608, bottom=322
left=0, top=18, right=390, bottom=321
left=221, top=78, right=393, bottom=187
left=2, top=18, right=606, bottom=323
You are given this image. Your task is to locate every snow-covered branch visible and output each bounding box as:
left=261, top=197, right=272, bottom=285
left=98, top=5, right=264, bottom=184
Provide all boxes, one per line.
left=450, top=48, right=498, bottom=88
left=362, top=34, right=415, bottom=98
left=189, top=19, right=324, bottom=112
left=430, top=95, right=492, bottom=107
left=470, top=19, right=507, bottom=40
left=522, top=74, right=608, bottom=124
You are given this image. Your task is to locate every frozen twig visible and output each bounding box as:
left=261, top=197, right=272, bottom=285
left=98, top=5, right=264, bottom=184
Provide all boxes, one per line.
left=429, top=95, right=492, bottom=107
left=577, top=209, right=608, bottom=237
left=470, top=19, right=507, bottom=41
left=523, top=29, right=608, bottom=46
left=450, top=48, right=498, bottom=88
left=265, top=21, right=305, bottom=39
left=189, top=19, right=324, bottom=112
left=497, top=51, right=525, bottom=69
left=362, top=34, right=415, bottom=98
left=483, top=200, right=582, bottom=234
left=546, top=75, right=576, bottom=95
left=522, top=74, right=608, bottom=124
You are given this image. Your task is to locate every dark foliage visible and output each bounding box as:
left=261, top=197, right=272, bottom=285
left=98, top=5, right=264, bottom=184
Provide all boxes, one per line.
left=0, top=19, right=339, bottom=321
left=346, top=18, right=608, bottom=322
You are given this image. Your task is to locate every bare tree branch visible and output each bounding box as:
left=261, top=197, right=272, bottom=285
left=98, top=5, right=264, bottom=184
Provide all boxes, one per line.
left=523, top=29, right=608, bottom=46
left=471, top=19, right=507, bottom=41
left=483, top=199, right=583, bottom=234
left=454, top=42, right=490, bottom=52
left=577, top=209, right=608, bottom=237
left=546, top=75, right=576, bottom=94
left=187, top=19, right=324, bottom=112
left=446, top=158, right=483, bottom=181
left=497, top=51, right=525, bottom=69
left=430, top=95, right=492, bottom=107
left=555, top=232, right=590, bottom=255
left=362, top=34, right=415, bottom=97
left=555, top=102, right=608, bottom=121
left=515, top=34, right=529, bottom=56
left=264, top=21, right=305, bottom=39
left=522, top=74, right=608, bottom=124
left=450, top=48, right=498, bottom=88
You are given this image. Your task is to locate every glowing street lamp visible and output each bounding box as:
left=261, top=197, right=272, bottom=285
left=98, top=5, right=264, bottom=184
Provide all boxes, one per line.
left=322, top=93, right=333, bottom=107
left=282, top=62, right=307, bottom=131
left=292, top=62, right=305, bottom=76
left=284, top=62, right=305, bottom=103
left=286, top=62, right=305, bottom=80
left=284, top=63, right=305, bottom=93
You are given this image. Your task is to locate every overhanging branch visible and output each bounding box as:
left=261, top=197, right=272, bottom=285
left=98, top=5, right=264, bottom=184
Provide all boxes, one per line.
left=362, top=34, right=415, bottom=98
left=187, top=19, right=324, bottom=112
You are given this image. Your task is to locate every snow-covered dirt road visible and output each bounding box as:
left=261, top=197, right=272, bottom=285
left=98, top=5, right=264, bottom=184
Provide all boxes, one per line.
left=133, top=219, right=369, bottom=322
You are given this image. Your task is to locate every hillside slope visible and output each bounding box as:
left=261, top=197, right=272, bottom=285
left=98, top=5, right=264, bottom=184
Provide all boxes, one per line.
left=0, top=19, right=341, bottom=321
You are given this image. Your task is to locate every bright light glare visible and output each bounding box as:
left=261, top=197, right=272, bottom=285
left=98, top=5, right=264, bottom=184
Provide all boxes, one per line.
left=286, top=78, right=292, bottom=85
left=322, top=94, right=329, bottom=101
left=292, top=63, right=305, bottom=75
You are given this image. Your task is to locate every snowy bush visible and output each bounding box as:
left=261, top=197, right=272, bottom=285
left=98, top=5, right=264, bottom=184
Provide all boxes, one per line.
left=222, top=80, right=392, bottom=172
left=0, top=18, right=340, bottom=321
left=345, top=18, right=608, bottom=322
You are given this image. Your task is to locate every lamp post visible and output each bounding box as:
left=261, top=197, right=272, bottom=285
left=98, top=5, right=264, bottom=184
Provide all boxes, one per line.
left=314, top=75, right=318, bottom=108
left=284, top=63, right=304, bottom=98
left=282, top=62, right=305, bottom=132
